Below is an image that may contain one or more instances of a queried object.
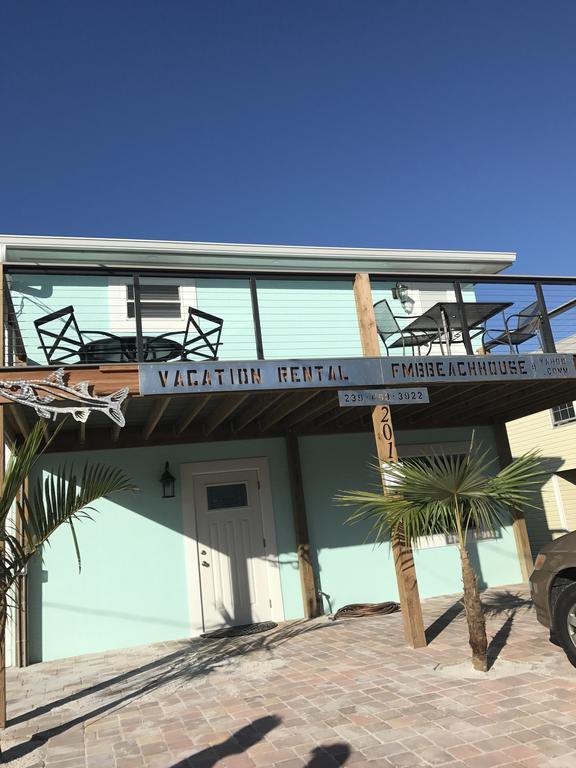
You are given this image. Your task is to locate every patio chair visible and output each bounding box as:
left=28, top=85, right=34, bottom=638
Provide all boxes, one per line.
left=34, top=305, right=125, bottom=364
left=150, top=306, right=224, bottom=361
left=373, top=300, right=436, bottom=356
left=481, top=301, right=541, bottom=353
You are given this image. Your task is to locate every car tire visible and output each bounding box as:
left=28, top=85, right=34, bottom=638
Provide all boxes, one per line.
left=553, top=582, right=576, bottom=667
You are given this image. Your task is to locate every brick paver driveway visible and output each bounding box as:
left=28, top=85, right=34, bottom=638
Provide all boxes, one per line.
left=3, top=586, right=576, bottom=768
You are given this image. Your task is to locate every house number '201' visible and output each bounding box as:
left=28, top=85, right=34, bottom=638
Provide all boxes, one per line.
left=378, top=405, right=396, bottom=460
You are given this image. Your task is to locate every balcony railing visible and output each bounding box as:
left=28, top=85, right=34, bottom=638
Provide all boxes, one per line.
left=3, top=266, right=576, bottom=368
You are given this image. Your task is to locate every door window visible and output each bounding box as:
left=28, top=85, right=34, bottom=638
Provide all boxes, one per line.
left=206, top=483, right=248, bottom=510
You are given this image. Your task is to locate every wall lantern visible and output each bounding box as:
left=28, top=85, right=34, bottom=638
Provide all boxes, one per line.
left=161, top=462, right=176, bottom=498
left=392, top=282, right=414, bottom=313
left=392, top=282, right=409, bottom=306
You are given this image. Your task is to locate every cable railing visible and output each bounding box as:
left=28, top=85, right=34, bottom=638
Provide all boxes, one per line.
left=3, top=268, right=576, bottom=368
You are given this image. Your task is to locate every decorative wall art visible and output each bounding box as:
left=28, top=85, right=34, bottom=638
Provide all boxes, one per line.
left=0, top=368, right=128, bottom=426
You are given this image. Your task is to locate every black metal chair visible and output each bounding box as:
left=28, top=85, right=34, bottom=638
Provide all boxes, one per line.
left=34, top=306, right=125, bottom=365
left=373, top=300, right=437, bottom=356
left=481, top=301, right=541, bottom=353
left=150, top=306, right=224, bottom=361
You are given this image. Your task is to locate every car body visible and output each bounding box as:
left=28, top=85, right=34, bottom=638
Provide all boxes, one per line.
left=530, top=530, right=576, bottom=664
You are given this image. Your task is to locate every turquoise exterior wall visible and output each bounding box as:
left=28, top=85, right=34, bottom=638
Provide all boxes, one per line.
left=299, top=427, right=523, bottom=612
left=29, top=437, right=302, bottom=663
left=8, top=272, right=467, bottom=364
left=28, top=425, right=523, bottom=663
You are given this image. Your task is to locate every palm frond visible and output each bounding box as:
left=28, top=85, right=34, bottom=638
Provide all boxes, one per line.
left=337, top=444, right=546, bottom=547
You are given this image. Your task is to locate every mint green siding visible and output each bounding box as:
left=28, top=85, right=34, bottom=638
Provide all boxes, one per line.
left=9, top=274, right=111, bottom=365
left=257, top=280, right=363, bottom=358
left=30, top=438, right=302, bottom=663
left=299, top=427, right=522, bottom=611
left=195, top=278, right=258, bottom=360
left=29, top=425, right=523, bottom=662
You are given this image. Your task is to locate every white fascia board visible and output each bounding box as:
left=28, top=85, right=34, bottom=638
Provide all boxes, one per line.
left=0, top=234, right=516, bottom=274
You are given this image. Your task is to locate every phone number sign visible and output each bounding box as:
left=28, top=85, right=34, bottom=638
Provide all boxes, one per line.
left=338, top=388, right=430, bottom=406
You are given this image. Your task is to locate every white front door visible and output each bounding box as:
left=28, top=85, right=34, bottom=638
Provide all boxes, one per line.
left=194, top=469, right=271, bottom=631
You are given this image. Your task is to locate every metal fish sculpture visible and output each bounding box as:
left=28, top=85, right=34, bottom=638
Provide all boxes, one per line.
left=0, top=368, right=128, bottom=426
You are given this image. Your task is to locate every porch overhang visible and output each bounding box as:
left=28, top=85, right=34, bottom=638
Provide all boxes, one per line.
left=1, top=354, right=575, bottom=451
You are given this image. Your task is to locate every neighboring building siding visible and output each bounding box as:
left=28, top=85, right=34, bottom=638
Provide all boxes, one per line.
left=507, top=408, right=576, bottom=555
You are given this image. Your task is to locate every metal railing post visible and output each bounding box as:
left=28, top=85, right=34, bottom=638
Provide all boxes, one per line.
left=535, top=282, right=557, bottom=353
left=250, top=276, right=265, bottom=360
left=453, top=281, right=474, bottom=355
left=132, top=274, right=145, bottom=362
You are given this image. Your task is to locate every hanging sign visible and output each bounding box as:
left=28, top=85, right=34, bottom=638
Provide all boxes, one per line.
left=139, top=353, right=576, bottom=396
left=338, top=388, right=430, bottom=407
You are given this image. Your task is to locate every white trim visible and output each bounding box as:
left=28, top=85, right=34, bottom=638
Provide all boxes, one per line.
left=0, top=234, right=516, bottom=274
left=180, top=457, right=285, bottom=636
left=552, top=474, right=569, bottom=532
left=395, top=440, right=497, bottom=548
left=107, top=276, right=197, bottom=333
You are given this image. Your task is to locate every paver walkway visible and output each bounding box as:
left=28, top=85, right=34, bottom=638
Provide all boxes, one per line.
left=3, top=586, right=576, bottom=768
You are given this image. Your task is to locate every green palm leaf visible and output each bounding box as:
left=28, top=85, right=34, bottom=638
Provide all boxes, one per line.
left=1, top=419, right=136, bottom=600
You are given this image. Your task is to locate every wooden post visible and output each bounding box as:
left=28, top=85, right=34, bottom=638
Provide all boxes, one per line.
left=286, top=431, right=320, bottom=618
left=492, top=420, right=534, bottom=581
left=353, top=273, right=427, bottom=649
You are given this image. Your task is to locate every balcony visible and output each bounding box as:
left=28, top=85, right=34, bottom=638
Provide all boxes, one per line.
left=2, top=265, right=576, bottom=448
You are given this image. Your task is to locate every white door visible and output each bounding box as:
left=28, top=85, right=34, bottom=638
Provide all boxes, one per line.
left=194, top=469, right=271, bottom=631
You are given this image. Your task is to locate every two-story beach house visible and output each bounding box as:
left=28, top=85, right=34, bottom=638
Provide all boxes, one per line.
left=1, top=235, right=575, bottom=666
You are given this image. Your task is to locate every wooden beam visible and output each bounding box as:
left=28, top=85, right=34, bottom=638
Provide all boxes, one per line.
left=260, top=391, right=318, bottom=431
left=143, top=397, right=171, bottom=441
left=9, top=405, right=30, bottom=439
left=282, top=394, right=335, bottom=429
left=175, top=395, right=210, bottom=436
left=492, top=420, right=534, bottom=581
left=286, top=432, right=320, bottom=618
left=0, top=364, right=140, bottom=403
left=354, top=272, right=426, bottom=649
left=203, top=394, right=249, bottom=436
left=235, top=393, right=283, bottom=431
left=112, top=398, right=130, bottom=443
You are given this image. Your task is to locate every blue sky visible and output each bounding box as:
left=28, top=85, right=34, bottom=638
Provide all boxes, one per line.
left=1, top=1, right=575, bottom=274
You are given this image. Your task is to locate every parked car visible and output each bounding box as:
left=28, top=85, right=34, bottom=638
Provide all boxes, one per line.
left=530, top=531, right=576, bottom=665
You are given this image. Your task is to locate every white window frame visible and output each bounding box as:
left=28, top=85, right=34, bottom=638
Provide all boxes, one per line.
left=107, top=277, right=197, bottom=333
left=550, top=401, right=576, bottom=428
left=392, top=441, right=498, bottom=549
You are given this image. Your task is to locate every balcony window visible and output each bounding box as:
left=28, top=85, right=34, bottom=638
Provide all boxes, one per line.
left=551, top=402, right=576, bottom=426
left=126, top=284, right=181, bottom=319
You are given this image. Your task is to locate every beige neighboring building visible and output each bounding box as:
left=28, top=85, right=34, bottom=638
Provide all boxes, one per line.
left=507, top=338, right=576, bottom=557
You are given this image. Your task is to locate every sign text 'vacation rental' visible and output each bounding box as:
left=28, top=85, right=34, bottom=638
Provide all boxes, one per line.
left=139, top=354, right=576, bottom=396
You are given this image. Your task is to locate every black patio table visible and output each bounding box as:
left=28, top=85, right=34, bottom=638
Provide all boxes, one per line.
left=78, top=335, right=183, bottom=363
left=401, top=301, right=513, bottom=355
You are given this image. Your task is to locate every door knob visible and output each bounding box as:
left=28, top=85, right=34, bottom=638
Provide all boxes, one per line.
left=200, top=549, right=207, bottom=555
left=201, top=560, right=210, bottom=567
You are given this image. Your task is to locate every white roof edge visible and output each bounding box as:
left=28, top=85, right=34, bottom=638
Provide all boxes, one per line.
left=0, top=234, right=516, bottom=273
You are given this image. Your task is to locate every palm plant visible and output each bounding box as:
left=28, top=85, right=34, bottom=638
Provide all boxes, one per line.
left=336, top=444, right=544, bottom=671
left=0, top=419, right=136, bottom=728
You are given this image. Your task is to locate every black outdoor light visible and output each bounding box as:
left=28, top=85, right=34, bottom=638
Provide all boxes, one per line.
left=392, top=281, right=409, bottom=305
left=161, top=462, right=176, bottom=498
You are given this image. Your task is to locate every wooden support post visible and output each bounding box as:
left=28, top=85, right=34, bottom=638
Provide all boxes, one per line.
left=492, top=420, right=534, bottom=581
left=353, top=273, right=427, bottom=649
left=286, top=431, right=319, bottom=618
left=15, top=478, right=28, bottom=668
